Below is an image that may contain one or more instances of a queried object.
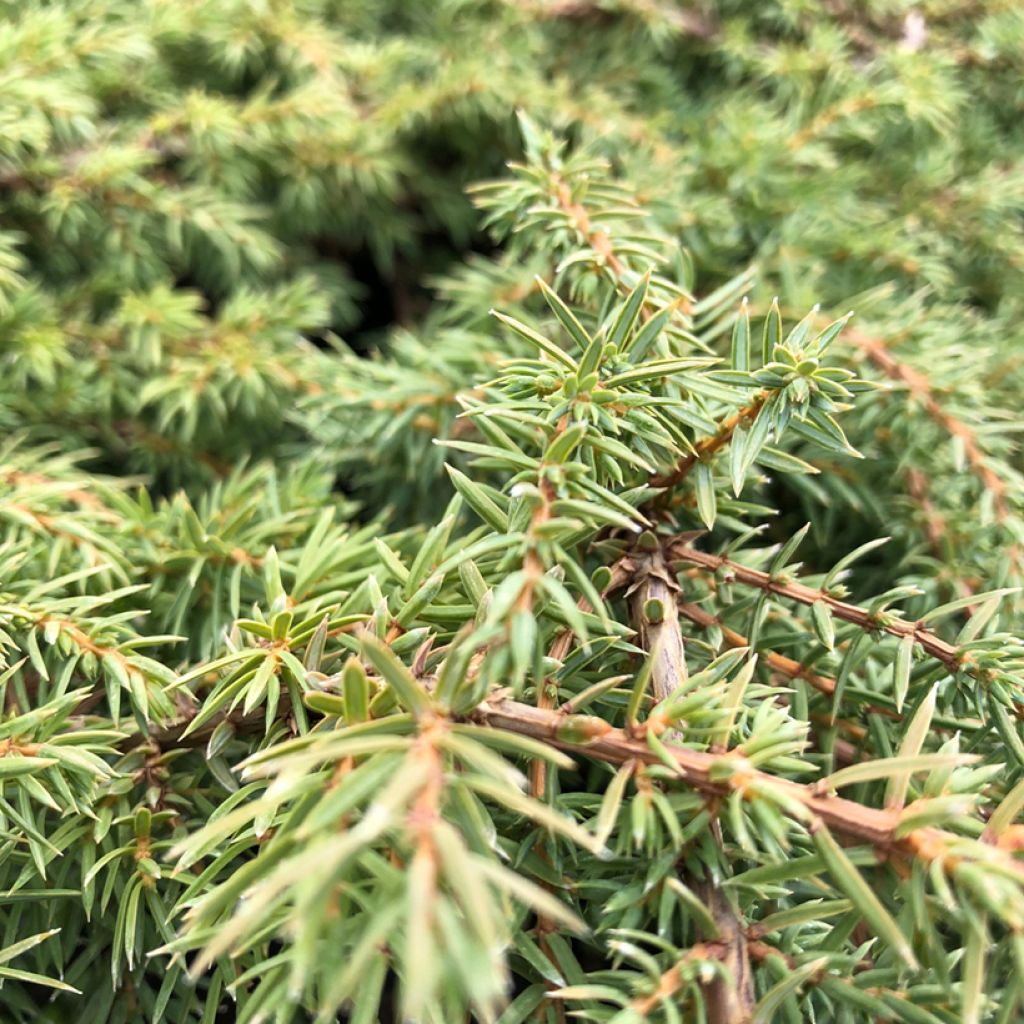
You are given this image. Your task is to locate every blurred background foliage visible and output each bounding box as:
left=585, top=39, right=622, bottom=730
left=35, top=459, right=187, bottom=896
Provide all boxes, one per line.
left=2, top=0, right=1022, bottom=533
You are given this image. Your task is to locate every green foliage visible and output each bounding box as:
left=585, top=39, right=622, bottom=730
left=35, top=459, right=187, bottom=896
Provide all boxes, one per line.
left=1, top=2, right=1024, bottom=1022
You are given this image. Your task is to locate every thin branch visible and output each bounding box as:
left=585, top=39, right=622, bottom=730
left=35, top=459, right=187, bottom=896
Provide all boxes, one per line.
left=549, top=170, right=692, bottom=322
left=626, top=945, right=713, bottom=1019
left=847, top=327, right=1011, bottom=522
left=676, top=599, right=839, bottom=700
left=146, top=703, right=273, bottom=750
left=149, top=682, right=1015, bottom=881
left=757, top=306, right=1018, bottom=582
left=676, top=598, right=898, bottom=724
left=0, top=135, right=172, bottom=191
left=691, top=875, right=755, bottom=1024
left=675, top=599, right=878, bottom=766
left=650, top=394, right=768, bottom=492
left=905, top=467, right=952, bottom=556
left=905, top=467, right=979, bottom=605
left=538, top=558, right=632, bottom=784
left=548, top=166, right=771, bottom=499
left=628, top=957, right=688, bottom=1018
left=552, top=178, right=628, bottom=279
left=670, top=543, right=964, bottom=675
left=786, top=95, right=879, bottom=151
left=521, top=480, right=613, bottom=1024
left=852, top=326, right=1023, bottom=594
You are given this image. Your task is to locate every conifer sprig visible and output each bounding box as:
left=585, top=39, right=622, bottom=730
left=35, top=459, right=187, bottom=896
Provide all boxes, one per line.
left=2, top=4, right=1024, bottom=1021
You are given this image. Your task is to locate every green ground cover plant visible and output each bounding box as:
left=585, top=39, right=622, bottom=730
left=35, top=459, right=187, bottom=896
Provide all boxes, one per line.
left=1, top=2, right=1024, bottom=1021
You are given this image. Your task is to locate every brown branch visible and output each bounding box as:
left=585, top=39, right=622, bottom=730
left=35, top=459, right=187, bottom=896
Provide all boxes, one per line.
left=670, top=544, right=964, bottom=676
left=847, top=328, right=1011, bottom=523
left=553, top=180, right=628, bottom=278
left=626, top=549, right=687, bottom=703
left=0, top=136, right=173, bottom=191
left=743, top=305, right=1019, bottom=582
left=626, top=944, right=715, bottom=1019
left=905, top=468, right=979, bottom=605
left=149, top=684, right=1013, bottom=879
left=625, top=549, right=753, bottom=1023
left=112, top=421, right=234, bottom=477
left=522, top=468, right=560, bottom=801
left=676, top=598, right=897, bottom=719
left=905, top=468, right=949, bottom=556
left=473, top=696, right=1020, bottom=872
left=675, top=599, right=881, bottom=765
left=676, top=600, right=840, bottom=700
left=692, top=877, right=754, bottom=1024
left=849, top=326, right=1024, bottom=593
left=533, top=619, right=570, bottom=802
left=518, top=464, right=583, bottom=1023
left=1, top=469, right=110, bottom=512
left=549, top=172, right=692, bottom=322
left=628, top=957, right=688, bottom=1017
left=529, top=559, right=631, bottom=1015
left=535, top=560, right=632, bottom=791
left=787, top=96, right=879, bottom=151
left=650, top=394, right=768, bottom=493
left=146, top=702, right=274, bottom=750
left=548, top=162, right=777, bottom=505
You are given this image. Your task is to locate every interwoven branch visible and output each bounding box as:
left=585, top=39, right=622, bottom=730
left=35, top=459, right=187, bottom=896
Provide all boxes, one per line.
left=549, top=169, right=772, bottom=499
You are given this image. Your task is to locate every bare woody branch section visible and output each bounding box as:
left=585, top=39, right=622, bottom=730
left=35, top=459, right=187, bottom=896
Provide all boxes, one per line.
left=677, top=600, right=840, bottom=699
left=472, top=696, right=1008, bottom=864
left=627, top=547, right=754, bottom=1024
left=671, top=543, right=964, bottom=674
